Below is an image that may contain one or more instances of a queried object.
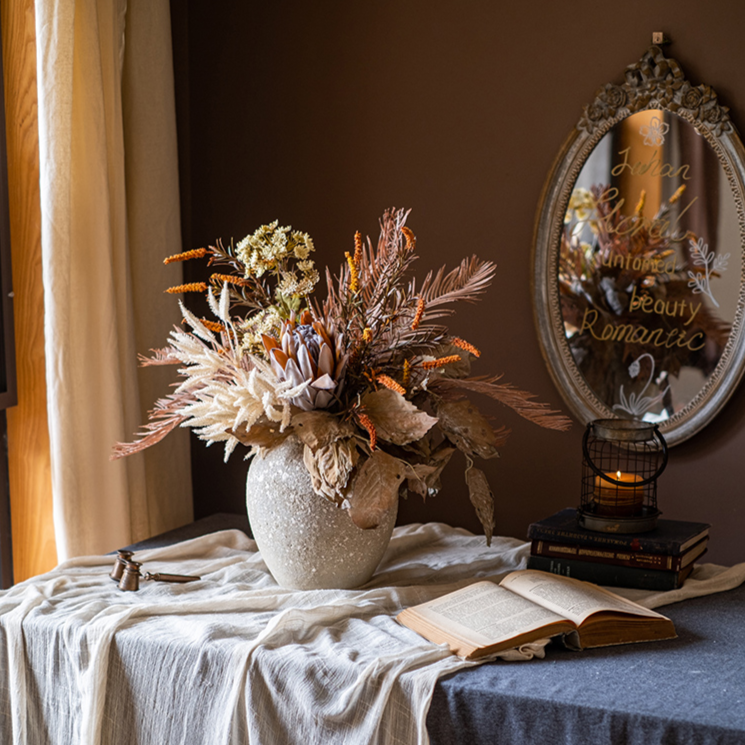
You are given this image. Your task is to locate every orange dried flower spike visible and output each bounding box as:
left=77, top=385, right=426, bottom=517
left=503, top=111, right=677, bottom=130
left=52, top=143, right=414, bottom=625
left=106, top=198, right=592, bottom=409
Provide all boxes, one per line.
left=165, top=282, right=208, bottom=294
left=669, top=185, right=687, bottom=204
left=199, top=319, right=225, bottom=334
left=635, top=189, right=646, bottom=216
left=353, top=231, right=363, bottom=267
left=163, top=248, right=208, bottom=264
left=451, top=337, right=481, bottom=357
left=376, top=374, right=406, bottom=396
left=411, top=297, right=425, bottom=330
left=345, top=252, right=360, bottom=294
left=402, top=359, right=411, bottom=387
left=402, top=226, right=416, bottom=251
left=357, top=412, right=377, bottom=451
left=421, top=354, right=461, bottom=370
left=362, top=327, right=373, bottom=344
left=210, top=273, right=251, bottom=287
left=182, top=317, right=225, bottom=333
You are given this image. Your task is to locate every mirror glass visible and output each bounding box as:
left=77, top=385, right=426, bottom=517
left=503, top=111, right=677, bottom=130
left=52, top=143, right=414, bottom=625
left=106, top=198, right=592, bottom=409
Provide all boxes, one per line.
left=561, top=109, right=739, bottom=423
left=533, top=45, right=745, bottom=445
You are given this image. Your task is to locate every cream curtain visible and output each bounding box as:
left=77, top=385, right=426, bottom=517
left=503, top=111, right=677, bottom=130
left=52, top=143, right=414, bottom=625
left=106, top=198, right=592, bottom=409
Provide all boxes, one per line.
left=34, top=0, right=192, bottom=560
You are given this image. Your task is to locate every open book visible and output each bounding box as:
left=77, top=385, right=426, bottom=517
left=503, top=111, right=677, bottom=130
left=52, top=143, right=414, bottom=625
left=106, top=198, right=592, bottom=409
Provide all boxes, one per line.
left=397, top=569, right=676, bottom=659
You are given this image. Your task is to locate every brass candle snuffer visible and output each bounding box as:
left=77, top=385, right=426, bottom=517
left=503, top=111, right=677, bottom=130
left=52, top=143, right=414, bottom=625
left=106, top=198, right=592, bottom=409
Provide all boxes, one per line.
left=109, top=550, right=200, bottom=592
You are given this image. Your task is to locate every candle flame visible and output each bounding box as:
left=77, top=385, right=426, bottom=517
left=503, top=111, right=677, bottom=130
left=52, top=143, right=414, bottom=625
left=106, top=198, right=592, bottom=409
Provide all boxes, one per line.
left=616, top=471, right=622, bottom=479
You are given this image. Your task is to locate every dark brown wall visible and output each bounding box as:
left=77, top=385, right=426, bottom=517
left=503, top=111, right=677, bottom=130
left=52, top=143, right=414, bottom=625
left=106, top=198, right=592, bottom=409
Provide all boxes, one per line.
left=172, top=1, right=745, bottom=565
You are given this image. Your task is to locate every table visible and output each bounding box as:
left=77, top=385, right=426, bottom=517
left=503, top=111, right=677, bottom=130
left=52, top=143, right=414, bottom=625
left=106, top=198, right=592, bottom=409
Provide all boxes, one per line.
left=2, top=514, right=743, bottom=744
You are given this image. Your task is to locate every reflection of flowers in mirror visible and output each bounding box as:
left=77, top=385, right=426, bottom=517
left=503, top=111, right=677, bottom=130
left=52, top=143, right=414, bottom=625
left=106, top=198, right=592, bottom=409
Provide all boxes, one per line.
left=564, top=188, right=600, bottom=248
left=565, top=188, right=598, bottom=227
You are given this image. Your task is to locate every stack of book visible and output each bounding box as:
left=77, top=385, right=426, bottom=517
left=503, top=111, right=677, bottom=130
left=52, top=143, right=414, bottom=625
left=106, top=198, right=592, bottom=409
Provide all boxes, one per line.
left=527, top=508, right=710, bottom=591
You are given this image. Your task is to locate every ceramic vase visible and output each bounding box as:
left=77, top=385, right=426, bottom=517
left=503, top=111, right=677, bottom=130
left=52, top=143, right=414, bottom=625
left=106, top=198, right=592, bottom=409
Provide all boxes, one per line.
left=245, top=435, right=397, bottom=590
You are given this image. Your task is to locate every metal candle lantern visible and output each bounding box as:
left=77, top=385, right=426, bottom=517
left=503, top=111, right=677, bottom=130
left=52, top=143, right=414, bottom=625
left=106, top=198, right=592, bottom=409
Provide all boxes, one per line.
left=579, top=419, right=668, bottom=534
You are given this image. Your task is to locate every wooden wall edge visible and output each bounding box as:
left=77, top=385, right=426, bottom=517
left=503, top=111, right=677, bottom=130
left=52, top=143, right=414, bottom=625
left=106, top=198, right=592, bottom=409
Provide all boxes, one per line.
left=1, top=0, right=57, bottom=582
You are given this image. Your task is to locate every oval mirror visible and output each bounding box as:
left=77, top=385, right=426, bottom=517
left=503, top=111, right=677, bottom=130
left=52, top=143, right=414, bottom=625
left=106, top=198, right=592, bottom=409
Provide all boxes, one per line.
left=533, top=44, right=745, bottom=446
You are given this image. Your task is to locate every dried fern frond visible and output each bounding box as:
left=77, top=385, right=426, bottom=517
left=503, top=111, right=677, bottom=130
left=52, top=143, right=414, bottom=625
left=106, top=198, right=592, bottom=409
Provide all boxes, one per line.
left=111, top=390, right=197, bottom=459
left=369, top=323, right=449, bottom=363
left=357, top=208, right=412, bottom=295
left=355, top=208, right=418, bottom=318
left=415, top=256, right=497, bottom=308
left=430, top=375, right=572, bottom=431
left=139, top=347, right=181, bottom=366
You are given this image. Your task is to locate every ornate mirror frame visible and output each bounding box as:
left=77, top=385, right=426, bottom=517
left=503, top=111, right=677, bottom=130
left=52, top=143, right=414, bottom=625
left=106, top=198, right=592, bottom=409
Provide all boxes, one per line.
left=532, top=44, right=745, bottom=446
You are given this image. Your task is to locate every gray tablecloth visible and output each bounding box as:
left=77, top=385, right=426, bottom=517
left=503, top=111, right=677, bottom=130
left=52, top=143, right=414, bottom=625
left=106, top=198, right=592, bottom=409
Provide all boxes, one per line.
left=428, top=579, right=745, bottom=744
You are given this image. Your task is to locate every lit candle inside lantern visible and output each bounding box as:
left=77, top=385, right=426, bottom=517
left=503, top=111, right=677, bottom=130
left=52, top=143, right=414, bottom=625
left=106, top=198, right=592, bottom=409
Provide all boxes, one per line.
left=593, top=471, right=644, bottom=503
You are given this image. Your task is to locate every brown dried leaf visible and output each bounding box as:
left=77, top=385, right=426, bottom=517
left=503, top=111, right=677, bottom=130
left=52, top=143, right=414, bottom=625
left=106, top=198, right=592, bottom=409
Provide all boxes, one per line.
left=232, top=419, right=290, bottom=450
left=291, top=411, right=355, bottom=450
left=436, top=399, right=503, bottom=460
left=361, top=388, right=437, bottom=446
left=405, top=445, right=456, bottom=499
left=430, top=375, right=572, bottom=432
left=348, top=450, right=407, bottom=529
left=405, top=464, right=434, bottom=498
left=426, top=345, right=471, bottom=379
left=465, top=465, right=495, bottom=546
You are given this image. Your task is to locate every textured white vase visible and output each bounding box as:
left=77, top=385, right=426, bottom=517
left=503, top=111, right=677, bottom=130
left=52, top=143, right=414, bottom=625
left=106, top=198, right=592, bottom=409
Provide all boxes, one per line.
left=246, top=436, right=397, bottom=590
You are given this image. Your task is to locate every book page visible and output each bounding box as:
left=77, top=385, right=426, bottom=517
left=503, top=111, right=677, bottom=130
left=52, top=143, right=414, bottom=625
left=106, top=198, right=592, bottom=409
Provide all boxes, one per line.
left=499, top=570, right=668, bottom=626
left=407, top=580, right=570, bottom=647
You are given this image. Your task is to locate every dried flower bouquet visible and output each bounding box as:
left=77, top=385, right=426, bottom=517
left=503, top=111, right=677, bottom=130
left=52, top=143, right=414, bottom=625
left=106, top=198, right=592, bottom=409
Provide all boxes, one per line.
left=114, top=208, right=570, bottom=543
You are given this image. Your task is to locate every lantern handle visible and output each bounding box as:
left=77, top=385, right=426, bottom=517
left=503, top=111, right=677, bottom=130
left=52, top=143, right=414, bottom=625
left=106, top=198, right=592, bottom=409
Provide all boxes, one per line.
left=582, top=422, right=668, bottom=488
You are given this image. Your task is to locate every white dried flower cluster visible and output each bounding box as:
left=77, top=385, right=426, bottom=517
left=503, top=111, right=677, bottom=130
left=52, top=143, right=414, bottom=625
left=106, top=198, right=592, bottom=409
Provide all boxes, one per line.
left=276, top=265, right=320, bottom=299
left=237, top=306, right=284, bottom=355
left=235, top=220, right=315, bottom=278
left=171, top=298, right=312, bottom=461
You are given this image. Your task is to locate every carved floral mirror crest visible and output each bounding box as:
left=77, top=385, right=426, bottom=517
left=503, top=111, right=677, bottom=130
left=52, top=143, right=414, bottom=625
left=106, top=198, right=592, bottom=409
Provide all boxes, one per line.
left=533, top=44, right=745, bottom=446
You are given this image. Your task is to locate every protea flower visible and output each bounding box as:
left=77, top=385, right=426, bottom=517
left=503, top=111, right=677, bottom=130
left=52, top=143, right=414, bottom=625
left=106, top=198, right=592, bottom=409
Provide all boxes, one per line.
left=262, top=311, right=347, bottom=410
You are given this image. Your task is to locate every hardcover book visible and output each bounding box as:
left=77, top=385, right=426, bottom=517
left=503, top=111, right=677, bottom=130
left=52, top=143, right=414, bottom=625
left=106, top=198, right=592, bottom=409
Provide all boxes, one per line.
left=530, top=537, right=708, bottom=572
left=397, top=569, right=676, bottom=660
left=528, top=508, right=710, bottom=555
left=527, top=555, right=695, bottom=591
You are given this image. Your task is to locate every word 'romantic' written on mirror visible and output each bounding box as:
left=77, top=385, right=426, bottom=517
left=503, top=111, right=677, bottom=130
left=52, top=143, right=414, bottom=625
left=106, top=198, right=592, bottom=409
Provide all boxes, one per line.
left=579, top=308, right=705, bottom=352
